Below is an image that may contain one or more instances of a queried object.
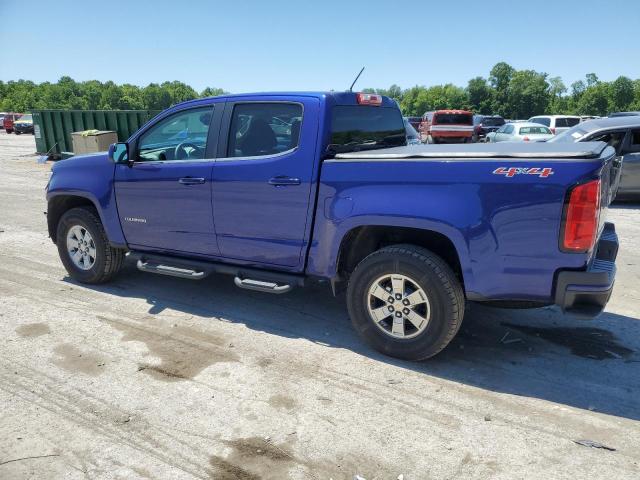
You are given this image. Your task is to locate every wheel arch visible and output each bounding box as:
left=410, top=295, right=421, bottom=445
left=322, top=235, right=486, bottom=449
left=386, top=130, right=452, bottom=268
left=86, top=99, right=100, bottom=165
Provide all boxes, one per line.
left=334, top=224, right=470, bottom=295
left=47, top=194, right=102, bottom=243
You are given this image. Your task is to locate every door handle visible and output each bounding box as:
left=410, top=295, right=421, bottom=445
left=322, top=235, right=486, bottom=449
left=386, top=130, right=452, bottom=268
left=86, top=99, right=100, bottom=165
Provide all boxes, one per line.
left=179, top=177, right=206, bottom=185
left=268, top=176, right=301, bottom=186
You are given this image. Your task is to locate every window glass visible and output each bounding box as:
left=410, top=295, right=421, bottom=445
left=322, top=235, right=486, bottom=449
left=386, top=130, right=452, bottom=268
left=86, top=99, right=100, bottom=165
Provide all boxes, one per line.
left=589, top=131, right=626, bottom=154
left=329, top=106, right=406, bottom=154
left=481, top=116, right=505, bottom=127
left=555, top=117, right=580, bottom=128
left=631, top=129, right=640, bottom=146
left=433, top=113, right=473, bottom=125
left=504, top=124, right=514, bottom=134
left=530, top=117, right=551, bottom=127
left=138, top=107, right=213, bottom=161
left=519, top=126, right=551, bottom=135
left=227, top=103, right=302, bottom=157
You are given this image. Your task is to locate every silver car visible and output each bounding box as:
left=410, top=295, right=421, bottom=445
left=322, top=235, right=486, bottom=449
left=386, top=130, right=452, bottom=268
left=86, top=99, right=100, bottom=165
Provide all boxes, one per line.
left=549, top=116, right=640, bottom=200
left=485, top=122, right=554, bottom=143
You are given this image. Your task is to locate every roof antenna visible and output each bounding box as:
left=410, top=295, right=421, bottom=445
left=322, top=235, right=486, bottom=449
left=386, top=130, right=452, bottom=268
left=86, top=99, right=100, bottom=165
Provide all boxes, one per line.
left=348, top=67, right=365, bottom=92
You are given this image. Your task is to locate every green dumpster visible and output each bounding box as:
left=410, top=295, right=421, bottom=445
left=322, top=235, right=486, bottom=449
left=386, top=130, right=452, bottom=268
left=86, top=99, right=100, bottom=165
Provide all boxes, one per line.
left=32, top=109, right=161, bottom=156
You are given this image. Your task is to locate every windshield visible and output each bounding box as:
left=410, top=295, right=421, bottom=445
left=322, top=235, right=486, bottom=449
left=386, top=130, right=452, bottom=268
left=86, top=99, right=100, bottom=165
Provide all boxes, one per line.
left=17, top=114, right=32, bottom=121
left=434, top=113, right=473, bottom=125
left=481, top=117, right=505, bottom=127
left=329, top=106, right=406, bottom=154
left=548, top=124, right=590, bottom=143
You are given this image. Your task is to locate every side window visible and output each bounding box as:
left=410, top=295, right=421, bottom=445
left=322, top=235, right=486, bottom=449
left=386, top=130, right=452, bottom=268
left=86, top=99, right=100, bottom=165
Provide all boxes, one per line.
left=531, top=117, right=550, bottom=127
left=137, top=106, right=213, bottom=162
left=628, top=129, right=640, bottom=153
left=227, top=103, right=303, bottom=158
left=589, top=131, right=627, bottom=155
left=504, top=125, right=514, bottom=134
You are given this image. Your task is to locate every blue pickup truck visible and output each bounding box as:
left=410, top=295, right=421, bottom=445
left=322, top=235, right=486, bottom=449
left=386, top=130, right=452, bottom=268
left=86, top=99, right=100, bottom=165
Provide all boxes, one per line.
left=46, top=92, right=620, bottom=360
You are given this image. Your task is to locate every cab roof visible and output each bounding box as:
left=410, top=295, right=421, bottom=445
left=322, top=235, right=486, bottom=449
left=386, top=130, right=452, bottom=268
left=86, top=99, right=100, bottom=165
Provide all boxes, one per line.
left=177, top=91, right=399, bottom=108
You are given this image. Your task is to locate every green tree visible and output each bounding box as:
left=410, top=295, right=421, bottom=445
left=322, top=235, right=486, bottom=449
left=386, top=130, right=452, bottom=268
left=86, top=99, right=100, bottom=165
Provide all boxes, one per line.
left=610, top=76, right=635, bottom=112
left=489, top=62, right=515, bottom=115
left=467, top=76, right=494, bottom=114
left=505, top=70, right=550, bottom=118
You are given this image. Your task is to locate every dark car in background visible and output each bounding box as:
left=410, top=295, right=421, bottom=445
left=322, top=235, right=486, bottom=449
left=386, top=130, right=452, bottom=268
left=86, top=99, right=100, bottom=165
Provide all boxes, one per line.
left=549, top=115, right=640, bottom=200
left=609, top=111, right=640, bottom=118
left=13, top=114, right=34, bottom=135
left=406, top=116, right=422, bottom=131
left=472, top=115, right=505, bottom=142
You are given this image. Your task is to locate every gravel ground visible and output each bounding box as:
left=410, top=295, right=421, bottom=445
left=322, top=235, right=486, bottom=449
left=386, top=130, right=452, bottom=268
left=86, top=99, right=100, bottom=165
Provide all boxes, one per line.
left=0, top=132, right=639, bottom=480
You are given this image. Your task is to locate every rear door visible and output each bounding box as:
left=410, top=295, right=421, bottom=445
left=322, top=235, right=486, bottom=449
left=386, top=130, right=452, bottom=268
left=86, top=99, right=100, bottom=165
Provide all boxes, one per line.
left=211, top=97, right=319, bottom=269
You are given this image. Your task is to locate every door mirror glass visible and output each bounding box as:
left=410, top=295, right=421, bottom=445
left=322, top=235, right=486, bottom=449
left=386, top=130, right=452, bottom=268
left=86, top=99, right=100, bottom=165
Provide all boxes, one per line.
left=109, top=142, right=129, bottom=163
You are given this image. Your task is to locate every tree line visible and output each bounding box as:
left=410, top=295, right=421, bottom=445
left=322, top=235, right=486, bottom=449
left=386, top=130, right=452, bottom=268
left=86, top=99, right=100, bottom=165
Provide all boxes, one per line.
left=1, top=62, right=639, bottom=118
left=367, top=62, right=640, bottom=118
left=0, top=76, right=227, bottom=112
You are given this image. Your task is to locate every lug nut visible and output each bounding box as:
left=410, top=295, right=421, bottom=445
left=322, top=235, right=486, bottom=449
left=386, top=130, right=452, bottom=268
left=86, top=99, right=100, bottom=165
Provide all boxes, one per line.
left=402, top=299, right=410, bottom=306
left=395, top=312, right=402, bottom=318
left=387, top=296, right=395, bottom=303
left=403, top=308, right=410, bottom=315
left=395, top=294, right=402, bottom=300
left=388, top=306, right=394, bottom=312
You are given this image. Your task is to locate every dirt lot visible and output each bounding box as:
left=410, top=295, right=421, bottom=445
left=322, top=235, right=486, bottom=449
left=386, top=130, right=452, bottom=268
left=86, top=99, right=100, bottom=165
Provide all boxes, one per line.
left=0, top=132, right=639, bottom=479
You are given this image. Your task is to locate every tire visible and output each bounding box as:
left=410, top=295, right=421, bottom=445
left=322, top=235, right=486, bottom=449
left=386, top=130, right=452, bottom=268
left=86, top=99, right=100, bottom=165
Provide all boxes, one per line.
left=6, top=129, right=12, bottom=134
left=15, top=131, right=21, bottom=135
left=347, top=244, right=464, bottom=361
left=56, top=207, right=125, bottom=284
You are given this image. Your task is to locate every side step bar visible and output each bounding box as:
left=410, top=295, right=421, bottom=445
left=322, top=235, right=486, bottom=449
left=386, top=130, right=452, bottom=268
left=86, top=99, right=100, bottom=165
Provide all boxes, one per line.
left=137, top=259, right=207, bottom=280
left=130, top=251, right=303, bottom=294
left=233, top=277, right=292, bottom=294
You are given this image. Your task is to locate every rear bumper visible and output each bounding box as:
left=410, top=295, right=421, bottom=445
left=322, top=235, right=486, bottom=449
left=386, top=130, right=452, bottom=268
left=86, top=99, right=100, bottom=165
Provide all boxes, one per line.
left=554, top=222, right=618, bottom=318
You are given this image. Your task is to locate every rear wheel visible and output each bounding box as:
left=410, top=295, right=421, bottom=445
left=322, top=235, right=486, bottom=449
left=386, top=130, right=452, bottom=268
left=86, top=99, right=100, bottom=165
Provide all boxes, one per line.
left=56, top=207, right=125, bottom=284
left=347, top=244, right=465, bottom=360
left=6, top=129, right=12, bottom=134
left=15, top=131, right=21, bottom=135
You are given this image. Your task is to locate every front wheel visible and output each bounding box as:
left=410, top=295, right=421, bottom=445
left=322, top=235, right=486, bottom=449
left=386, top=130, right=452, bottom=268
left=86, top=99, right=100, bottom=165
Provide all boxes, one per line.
left=347, top=244, right=465, bottom=360
left=15, top=131, right=21, bottom=135
left=56, top=207, right=125, bottom=284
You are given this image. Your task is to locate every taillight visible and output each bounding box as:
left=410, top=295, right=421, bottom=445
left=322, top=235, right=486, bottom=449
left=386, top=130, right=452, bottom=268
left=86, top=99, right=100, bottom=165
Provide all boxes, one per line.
left=356, top=93, right=382, bottom=105
left=523, top=136, right=530, bottom=142
left=562, top=179, right=601, bottom=252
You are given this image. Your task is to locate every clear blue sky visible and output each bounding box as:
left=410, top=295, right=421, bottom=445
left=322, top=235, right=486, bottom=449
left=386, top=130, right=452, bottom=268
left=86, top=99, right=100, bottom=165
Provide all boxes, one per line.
left=1, top=0, right=639, bottom=92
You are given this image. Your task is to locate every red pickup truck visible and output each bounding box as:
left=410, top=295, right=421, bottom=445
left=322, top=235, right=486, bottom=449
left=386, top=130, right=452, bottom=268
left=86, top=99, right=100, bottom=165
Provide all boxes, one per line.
left=419, top=110, right=474, bottom=144
left=3, top=113, right=23, bottom=134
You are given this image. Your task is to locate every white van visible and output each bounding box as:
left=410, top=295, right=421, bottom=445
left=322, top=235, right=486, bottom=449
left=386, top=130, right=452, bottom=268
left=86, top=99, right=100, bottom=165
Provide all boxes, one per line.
left=527, top=115, right=581, bottom=135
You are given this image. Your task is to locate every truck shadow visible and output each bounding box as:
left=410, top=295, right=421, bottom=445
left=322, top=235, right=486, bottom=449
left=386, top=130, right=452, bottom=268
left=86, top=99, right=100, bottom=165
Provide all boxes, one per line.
left=72, top=259, right=640, bottom=421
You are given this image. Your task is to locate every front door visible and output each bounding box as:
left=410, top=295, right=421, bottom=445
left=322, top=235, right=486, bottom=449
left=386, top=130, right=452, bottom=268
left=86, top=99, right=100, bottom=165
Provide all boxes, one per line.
left=211, top=98, right=319, bottom=269
left=114, top=105, right=220, bottom=256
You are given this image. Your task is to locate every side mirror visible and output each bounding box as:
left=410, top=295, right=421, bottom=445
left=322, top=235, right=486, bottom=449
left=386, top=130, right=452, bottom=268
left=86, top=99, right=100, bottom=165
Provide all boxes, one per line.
left=108, top=142, right=130, bottom=165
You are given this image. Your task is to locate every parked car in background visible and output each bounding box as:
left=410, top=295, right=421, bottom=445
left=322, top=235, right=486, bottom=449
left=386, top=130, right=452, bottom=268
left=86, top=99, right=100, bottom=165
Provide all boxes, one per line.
left=472, top=115, right=505, bottom=142
left=549, top=115, right=640, bottom=200
left=406, top=116, right=422, bottom=131
left=609, top=111, right=640, bottom=118
left=13, top=114, right=34, bottom=135
left=528, top=115, right=581, bottom=135
left=419, top=110, right=474, bottom=144
left=581, top=115, right=601, bottom=122
left=403, top=117, right=421, bottom=145
left=486, top=122, right=554, bottom=143
left=3, top=113, right=23, bottom=134
left=0, top=113, right=6, bottom=129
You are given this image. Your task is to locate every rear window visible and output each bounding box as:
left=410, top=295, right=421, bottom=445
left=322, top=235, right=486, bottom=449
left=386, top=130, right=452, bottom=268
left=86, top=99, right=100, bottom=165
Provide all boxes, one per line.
left=17, top=114, right=32, bottom=121
left=530, top=117, right=551, bottom=127
left=433, top=113, right=473, bottom=125
left=329, top=106, right=406, bottom=154
left=519, top=126, right=551, bottom=135
left=555, top=117, right=581, bottom=128
left=481, top=117, right=505, bottom=127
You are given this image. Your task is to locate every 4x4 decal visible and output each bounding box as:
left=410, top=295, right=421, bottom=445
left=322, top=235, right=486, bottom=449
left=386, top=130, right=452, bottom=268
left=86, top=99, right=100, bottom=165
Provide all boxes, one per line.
left=493, top=167, right=554, bottom=178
